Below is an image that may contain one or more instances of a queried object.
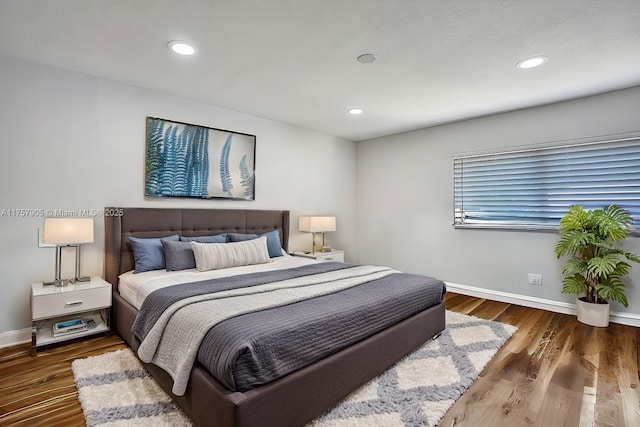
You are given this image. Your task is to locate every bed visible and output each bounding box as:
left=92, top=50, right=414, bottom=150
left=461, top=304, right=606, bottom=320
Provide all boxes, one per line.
left=104, top=207, right=446, bottom=427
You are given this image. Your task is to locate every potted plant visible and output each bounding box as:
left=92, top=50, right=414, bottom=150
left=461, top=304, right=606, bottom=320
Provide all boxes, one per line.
left=554, top=205, right=639, bottom=327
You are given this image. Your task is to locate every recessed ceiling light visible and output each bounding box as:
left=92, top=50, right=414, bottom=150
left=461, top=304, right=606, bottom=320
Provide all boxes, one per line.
left=168, top=40, right=197, bottom=56
left=357, top=53, right=376, bottom=64
left=348, top=108, right=363, bottom=115
left=516, top=56, right=547, bottom=69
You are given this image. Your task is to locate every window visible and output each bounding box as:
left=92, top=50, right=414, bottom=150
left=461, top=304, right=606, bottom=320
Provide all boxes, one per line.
left=453, top=136, right=640, bottom=231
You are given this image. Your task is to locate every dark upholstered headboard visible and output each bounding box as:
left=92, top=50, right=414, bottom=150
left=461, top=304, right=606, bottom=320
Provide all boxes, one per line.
left=104, top=207, right=290, bottom=290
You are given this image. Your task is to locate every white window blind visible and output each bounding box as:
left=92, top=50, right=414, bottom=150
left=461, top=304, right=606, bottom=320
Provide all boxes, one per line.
left=453, top=137, right=640, bottom=231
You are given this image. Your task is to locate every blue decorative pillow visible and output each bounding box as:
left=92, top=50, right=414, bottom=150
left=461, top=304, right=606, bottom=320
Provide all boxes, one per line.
left=260, top=230, right=283, bottom=258
left=129, top=235, right=179, bottom=273
left=162, top=240, right=197, bottom=271
left=228, top=231, right=283, bottom=258
left=180, top=234, right=227, bottom=243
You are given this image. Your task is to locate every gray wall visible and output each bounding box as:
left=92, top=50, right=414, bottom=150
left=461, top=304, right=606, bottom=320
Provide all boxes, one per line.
left=0, top=54, right=357, bottom=336
left=356, top=86, right=640, bottom=315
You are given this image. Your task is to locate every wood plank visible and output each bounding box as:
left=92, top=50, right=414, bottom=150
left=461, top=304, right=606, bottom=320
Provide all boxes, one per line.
left=467, top=299, right=510, bottom=321
left=444, top=293, right=485, bottom=314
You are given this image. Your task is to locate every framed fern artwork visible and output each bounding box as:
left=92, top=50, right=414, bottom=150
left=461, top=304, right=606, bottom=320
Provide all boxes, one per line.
left=145, top=117, right=256, bottom=200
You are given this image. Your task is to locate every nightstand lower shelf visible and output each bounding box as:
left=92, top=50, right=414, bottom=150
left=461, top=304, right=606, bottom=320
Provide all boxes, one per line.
left=32, top=309, right=110, bottom=349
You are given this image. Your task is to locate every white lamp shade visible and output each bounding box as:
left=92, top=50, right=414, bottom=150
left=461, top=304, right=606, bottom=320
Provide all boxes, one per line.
left=43, top=217, right=94, bottom=244
left=298, top=216, right=336, bottom=233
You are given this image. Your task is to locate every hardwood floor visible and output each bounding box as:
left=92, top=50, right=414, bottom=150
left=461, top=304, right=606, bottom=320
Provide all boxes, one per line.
left=0, top=294, right=638, bottom=426
left=0, top=335, right=126, bottom=427
left=440, top=294, right=640, bottom=427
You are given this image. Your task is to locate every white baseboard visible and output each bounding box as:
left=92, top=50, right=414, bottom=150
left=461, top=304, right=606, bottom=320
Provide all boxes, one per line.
left=0, top=328, right=31, bottom=349
left=445, top=282, right=640, bottom=327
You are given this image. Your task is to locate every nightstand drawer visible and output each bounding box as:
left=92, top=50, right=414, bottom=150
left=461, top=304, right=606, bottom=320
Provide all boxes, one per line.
left=316, top=253, right=344, bottom=262
left=32, top=286, right=111, bottom=320
left=292, top=250, right=344, bottom=263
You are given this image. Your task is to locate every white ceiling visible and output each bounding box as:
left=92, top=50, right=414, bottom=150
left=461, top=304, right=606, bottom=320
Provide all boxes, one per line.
left=1, top=0, right=639, bottom=141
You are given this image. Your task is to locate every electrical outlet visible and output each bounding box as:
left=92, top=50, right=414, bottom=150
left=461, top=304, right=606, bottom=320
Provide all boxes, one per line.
left=527, top=273, right=543, bottom=286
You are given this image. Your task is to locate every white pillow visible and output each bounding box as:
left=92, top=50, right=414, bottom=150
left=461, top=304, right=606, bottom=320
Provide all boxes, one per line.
left=191, top=237, right=271, bottom=271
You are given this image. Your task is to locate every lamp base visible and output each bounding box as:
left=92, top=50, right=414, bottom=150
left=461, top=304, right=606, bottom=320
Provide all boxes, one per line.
left=73, top=276, right=91, bottom=283
left=312, top=232, right=326, bottom=254
left=43, top=279, right=72, bottom=287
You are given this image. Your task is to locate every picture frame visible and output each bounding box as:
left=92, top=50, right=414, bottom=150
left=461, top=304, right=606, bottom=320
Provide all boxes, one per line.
left=145, top=117, right=256, bottom=200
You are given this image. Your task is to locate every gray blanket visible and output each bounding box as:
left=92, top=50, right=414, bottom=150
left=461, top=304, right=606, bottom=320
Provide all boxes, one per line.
left=134, top=263, right=445, bottom=394
left=136, top=264, right=398, bottom=395
left=132, top=262, right=352, bottom=340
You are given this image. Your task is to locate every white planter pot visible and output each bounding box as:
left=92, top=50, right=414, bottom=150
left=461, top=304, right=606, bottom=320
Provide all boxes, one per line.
left=576, top=298, right=610, bottom=327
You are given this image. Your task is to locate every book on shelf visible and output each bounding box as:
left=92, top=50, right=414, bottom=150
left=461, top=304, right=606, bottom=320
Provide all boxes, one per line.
left=52, top=318, right=87, bottom=337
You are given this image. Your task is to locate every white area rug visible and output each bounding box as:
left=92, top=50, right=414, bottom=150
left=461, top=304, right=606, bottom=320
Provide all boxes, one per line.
left=71, top=348, right=192, bottom=427
left=72, top=311, right=516, bottom=427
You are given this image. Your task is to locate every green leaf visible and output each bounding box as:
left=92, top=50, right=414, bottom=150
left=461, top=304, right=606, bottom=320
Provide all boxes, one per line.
left=558, top=205, right=589, bottom=233
left=595, top=279, right=629, bottom=307
left=623, top=251, right=640, bottom=264
left=554, top=230, right=596, bottom=258
left=561, top=275, right=587, bottom=296
left=561, top=257, right=587, bottom=276
left=587, top=255, right=619, bottom=277
left=594, top=205, right=631, bottom=241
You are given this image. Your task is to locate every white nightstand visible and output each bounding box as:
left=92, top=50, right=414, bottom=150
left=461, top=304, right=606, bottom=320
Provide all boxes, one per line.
left=31, top=276, right=112, bottom=354
left=292, top=249, right=344, bottom=263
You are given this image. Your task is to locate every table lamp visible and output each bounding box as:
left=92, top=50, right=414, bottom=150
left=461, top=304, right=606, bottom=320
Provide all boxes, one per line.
left=42, top=217, right=94, bottom=286
left=298, top=216, right=336, bottom=253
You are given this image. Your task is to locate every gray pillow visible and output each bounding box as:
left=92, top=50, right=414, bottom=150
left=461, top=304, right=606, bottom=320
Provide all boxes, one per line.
left=180, top=234, right=227, bottom=243
left=162, top=240, right=196, bottom=271
left=227, top=233, right=258, bottom=242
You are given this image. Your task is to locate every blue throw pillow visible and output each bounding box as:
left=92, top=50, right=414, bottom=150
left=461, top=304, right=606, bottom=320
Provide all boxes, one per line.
left=180, top=234, right=227, bottom=243
left=260, top=230, right=283, bottom=258
left=228, top=231, right=282, bottom=258
left=129, top=235, right=179, bottom=273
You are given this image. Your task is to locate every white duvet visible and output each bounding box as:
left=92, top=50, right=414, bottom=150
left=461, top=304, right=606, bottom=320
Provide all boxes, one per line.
left=118, top=254, right=318, bottom=309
